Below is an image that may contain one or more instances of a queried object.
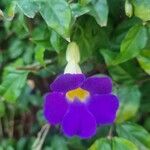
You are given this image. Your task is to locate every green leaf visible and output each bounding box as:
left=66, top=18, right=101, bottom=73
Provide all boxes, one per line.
left=0, top=54, right=2, bottom=64
left=8, top=39, right=24, bottom=59
left=89, top=138, right=111, bottom=150
left=0, top=101, right=5, bottom=118
left=70, top=3, right=90, bottom=20
left=132, top=0, right=150, bottom=21
left=3, top=1, right=16, bottom=20
left=116, top=85, right=141, bottom=123
left=50, top=30, right=67, bottom=53
left=23, top=45, right=35, bottom=64
left=101, top=49, right=134, bottom=84
left=31, top=23, right=51, bottom=49
left=100, top=49, right=116, bottom=66
left=89, top=0, right=108, bottom=26
left=0, top=146, right=3, bottom=150
left=67, top=137, right=85, bottom=150
left=137, top=49, right=150, bottom=75
left=116, top=122, right=150, bottom=150
left=144, top=117, right=150, bottom=131
left=16, top=0, right=39, bottom=18
left=79, top=0, right=92, bottom=6
left=16, top=138, right=27, bottom=150
left=35, top=45, right=45, bottom=65
left=0, top=69, right=28, bottom=103
left=11, top=13, right=29, bottom=39
left=109, top=18, right=141, bottom=51
left=73, top=17, right=109, bottom=62
left=113, top=25, right=148, bottom=65
left=36, top=109, right=45, bottom=125
left=89, top=137, right=138, bottom=150
left=39, top=0, right=71, bottom=40
left=108, top=65, right=134, bottom=84
left=51, top=135, right=68, bottom=150
left=112, top=137, right=138, bottom=150
left=70, top=3, right=90, bottom=24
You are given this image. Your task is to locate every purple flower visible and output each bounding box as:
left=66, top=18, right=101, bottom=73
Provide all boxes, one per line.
left=44, top=74, right=119, bottom=139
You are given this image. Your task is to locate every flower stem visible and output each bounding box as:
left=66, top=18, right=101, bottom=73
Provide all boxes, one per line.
left=32, top=124, right=50, bottom=150
left=107, top=125, right=114, bottom=140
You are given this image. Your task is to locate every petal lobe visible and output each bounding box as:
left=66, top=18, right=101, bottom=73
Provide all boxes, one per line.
left=44, top=92, right=68, bottom=125
left=51, top=74, right=85, bottom=92
left=62, top=102, right=96, bottom=139
left=82, top=76, right=112, bottom=94
left=88, top=94, right=119, bottom=125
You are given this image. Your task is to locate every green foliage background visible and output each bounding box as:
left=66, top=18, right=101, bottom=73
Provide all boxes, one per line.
left=0, top=0, right=150, bottom=149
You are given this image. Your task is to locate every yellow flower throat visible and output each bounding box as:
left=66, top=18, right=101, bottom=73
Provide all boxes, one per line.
left=66, top=88, right=89, bottom=102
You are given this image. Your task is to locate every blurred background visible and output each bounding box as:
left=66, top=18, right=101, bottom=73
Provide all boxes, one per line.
left=0, top=0, right=150, bottom=149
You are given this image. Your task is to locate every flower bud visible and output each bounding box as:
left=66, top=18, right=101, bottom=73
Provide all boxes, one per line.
left=64, top=61, right=82, bottom=74
left=0, top=9, right=4, bottom=20
left=64, top=42, right=82, bottom=74
left=66, top=42, right=80, bottom=63
left=125, top=0, right=133, bottom=18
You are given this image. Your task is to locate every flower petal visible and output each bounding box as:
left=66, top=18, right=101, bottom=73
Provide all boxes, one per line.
left=88, top=94, right=119, bottom=125
left=61, top=102, right=96, bottom=139
left=50, top=74, right=85, bottom=93
left=44, top=92, right=68, bottom=125
left=82, top=76, right=112, bottom=94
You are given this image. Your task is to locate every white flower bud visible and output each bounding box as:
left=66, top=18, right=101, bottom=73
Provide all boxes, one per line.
left=64, top=42, right=82, bottom=74
left=64, top=61, right=82, bottom=74
left=66, top=42, right=80, bottom=63
left=125, top=0, right=133, bottom=18
left=0, top=9, right=4, bottom=20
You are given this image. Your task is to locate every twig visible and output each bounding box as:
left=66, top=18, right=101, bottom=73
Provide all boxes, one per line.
left=137, top=77, right=150, bottom=85
left=4, top=105, right=15, bottom=138
left=16, top=59, right=55, bottom=72
left=0, top=119, right=3, bottom=138
left=68, top=0, right=74, bottom=3
left=107, top=125, right=113, bottom=140
left=9, top=105, right=15, bottom=138
left=32, top=124, right=50, bottom=150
